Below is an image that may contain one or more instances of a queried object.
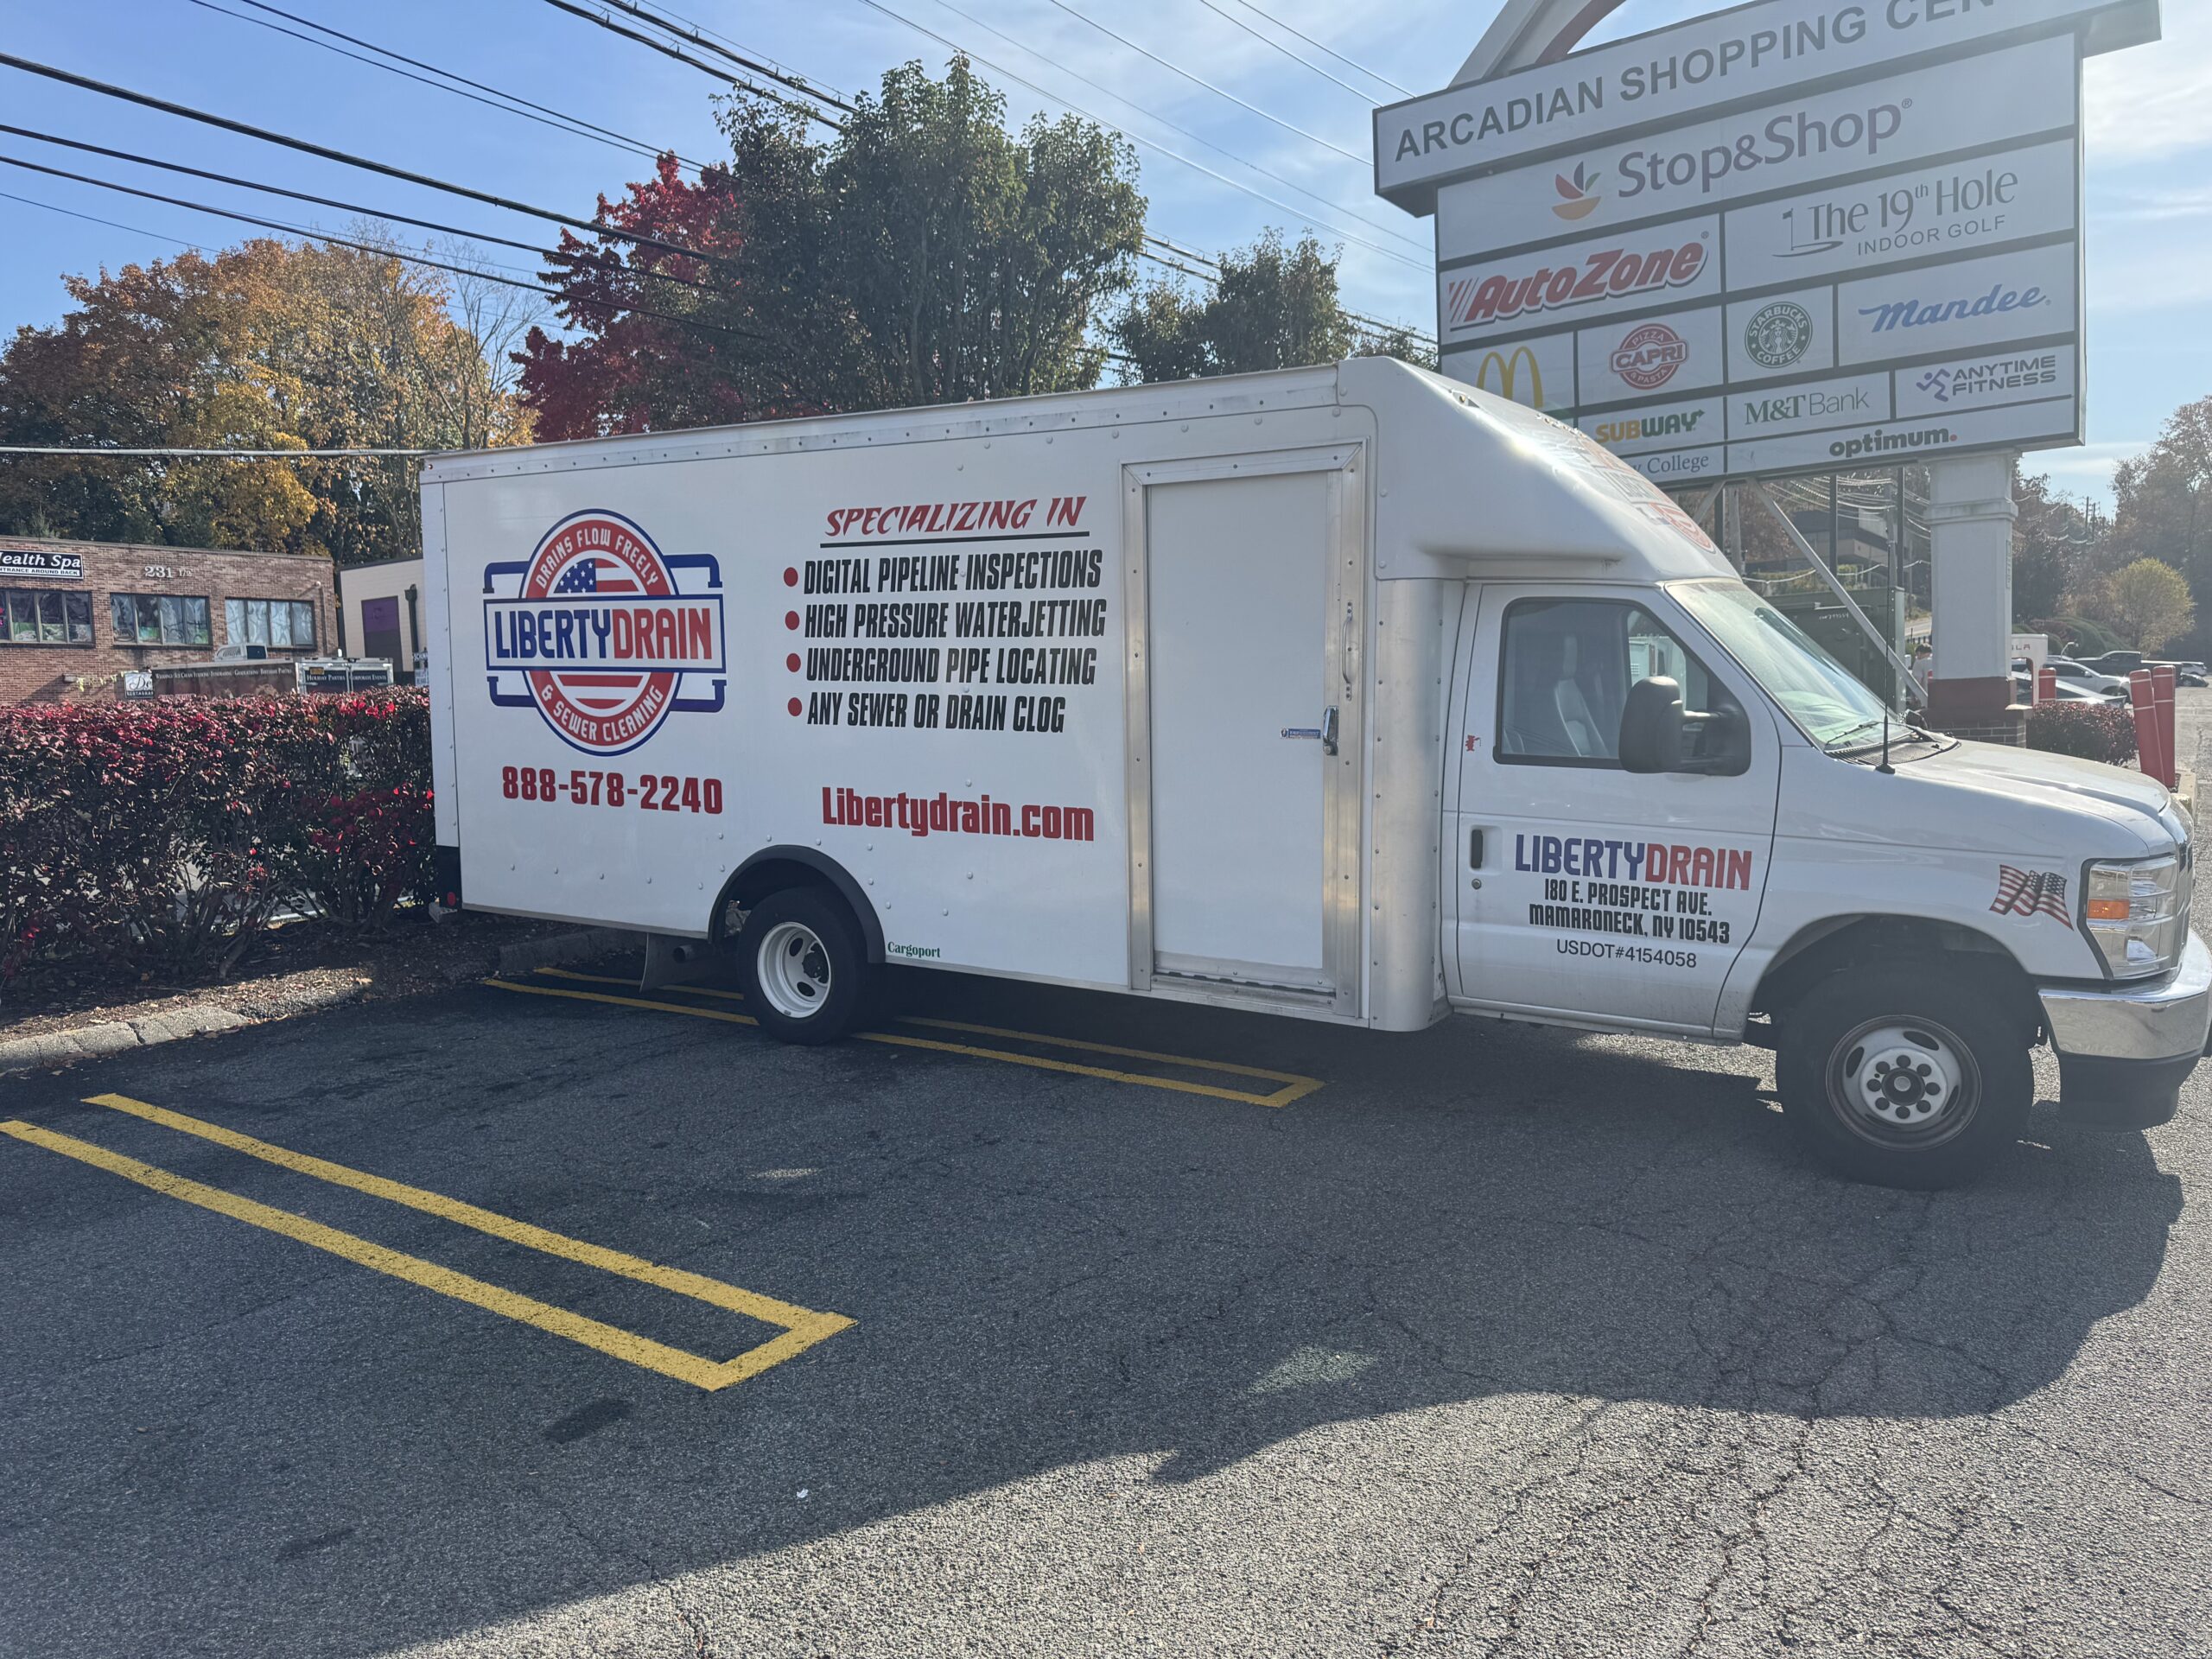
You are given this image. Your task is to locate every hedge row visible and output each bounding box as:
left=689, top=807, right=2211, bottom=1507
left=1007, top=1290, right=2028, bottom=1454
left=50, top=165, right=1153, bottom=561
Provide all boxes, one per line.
left=1, top=690, right=434, bottom=986
left=2023, top=700, right=2139, bottom=766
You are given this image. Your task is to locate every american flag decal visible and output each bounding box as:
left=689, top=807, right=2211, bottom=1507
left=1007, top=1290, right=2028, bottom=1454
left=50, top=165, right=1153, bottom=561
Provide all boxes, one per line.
left=1990, top=866, right=2073, bottom=929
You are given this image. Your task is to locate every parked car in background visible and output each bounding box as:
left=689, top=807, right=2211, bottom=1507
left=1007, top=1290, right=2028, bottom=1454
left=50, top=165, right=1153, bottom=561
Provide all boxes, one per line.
left=2044, top=657, right=2130, bottom=698
left=2015, top=675, right=2119, bottom=704
left=2082, top=650, right=2145, bottom=677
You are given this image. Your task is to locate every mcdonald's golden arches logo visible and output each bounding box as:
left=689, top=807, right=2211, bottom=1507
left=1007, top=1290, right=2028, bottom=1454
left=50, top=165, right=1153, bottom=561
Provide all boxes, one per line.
left=1471, top=346, right=1547, bottom=409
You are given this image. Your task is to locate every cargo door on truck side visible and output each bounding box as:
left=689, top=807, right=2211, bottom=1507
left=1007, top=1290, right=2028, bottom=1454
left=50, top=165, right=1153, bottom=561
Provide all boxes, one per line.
left=1451, top=584, right=1780, bottom=1034
left=1124, top=448, right=1363, bottom=1014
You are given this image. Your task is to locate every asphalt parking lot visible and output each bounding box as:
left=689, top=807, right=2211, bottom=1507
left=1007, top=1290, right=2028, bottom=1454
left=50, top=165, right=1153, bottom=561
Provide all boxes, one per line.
left=3, top=718, right=2209, bottom=1658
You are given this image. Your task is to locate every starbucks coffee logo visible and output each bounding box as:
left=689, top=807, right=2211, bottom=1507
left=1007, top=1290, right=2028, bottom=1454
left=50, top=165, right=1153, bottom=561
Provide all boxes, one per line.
left=1745, top=302, right=1814, bottom=370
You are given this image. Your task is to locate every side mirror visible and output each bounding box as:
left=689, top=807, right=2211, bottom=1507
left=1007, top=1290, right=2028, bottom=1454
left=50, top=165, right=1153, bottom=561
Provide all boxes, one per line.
left=1619, top=676, right=1685, bottom=773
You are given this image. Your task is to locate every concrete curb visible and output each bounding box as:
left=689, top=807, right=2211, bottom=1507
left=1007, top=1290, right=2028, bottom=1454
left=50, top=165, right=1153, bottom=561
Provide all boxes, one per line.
left=0, top=926, right=632, bottom=1080
left=0, top=1005, right=251, bottom=1077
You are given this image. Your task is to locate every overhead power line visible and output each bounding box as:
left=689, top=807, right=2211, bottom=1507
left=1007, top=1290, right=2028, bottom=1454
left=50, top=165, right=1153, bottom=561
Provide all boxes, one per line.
left=1192, top=0, right=1377, bottom=104
left=872, top=0, right=1425, bottom=257
left=1224, top=0, right=1411, bottom=97
left=1039, top=0, right=1364, bottom=166
left=188, top=0, right=703, bottom=172
left=837, top=0, right=1428, bottom=270
left=0, top=124, right=735, bottom=296
left=578, top=0, right=853, bottom=111
left=0, top=154, right=766, bottom=345
left=0, top=52, right=739, bottom=273
left=0, top=124, right=547, bottom=260
left=536, top=0, right=849, bottom=127
left=0, top=444, right=436, bottom=457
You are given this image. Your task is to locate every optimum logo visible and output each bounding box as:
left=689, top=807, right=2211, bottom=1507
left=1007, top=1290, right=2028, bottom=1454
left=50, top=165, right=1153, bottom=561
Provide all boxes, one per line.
left=1553, top=162, right=1602, bottom=222
left=483, top=510, right=727, bottom=755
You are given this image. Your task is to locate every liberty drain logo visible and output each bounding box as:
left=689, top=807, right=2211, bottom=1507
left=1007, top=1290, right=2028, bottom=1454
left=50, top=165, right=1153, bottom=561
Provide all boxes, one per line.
left=483, top=510, right=726, bottom=755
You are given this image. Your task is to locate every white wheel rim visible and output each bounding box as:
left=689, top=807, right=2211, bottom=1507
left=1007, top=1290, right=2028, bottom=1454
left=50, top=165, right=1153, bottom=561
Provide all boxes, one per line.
left=1828, top=1016, right=1980, bottom=1148
left=757, top=920, right=833, bottom=1020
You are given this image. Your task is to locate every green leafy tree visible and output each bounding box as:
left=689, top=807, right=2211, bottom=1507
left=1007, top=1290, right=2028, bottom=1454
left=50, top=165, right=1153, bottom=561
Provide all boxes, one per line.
left=2104, top=556, right=2196, bottom=650
left=521, top=59, right=1146, bottom=436
left=2012, top=472, right=2106, bottom=626
left=1112, top=230, right=1395, bottom=382
left=2112, top=397, right=2212, bottom=584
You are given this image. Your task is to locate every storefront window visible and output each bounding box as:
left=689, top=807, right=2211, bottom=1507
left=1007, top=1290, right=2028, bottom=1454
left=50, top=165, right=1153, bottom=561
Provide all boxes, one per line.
left=2, top=588, right=94, bottom=645
left=109, top=594, right=212, bottom=646
left=226, top=597, right=315, bottom=649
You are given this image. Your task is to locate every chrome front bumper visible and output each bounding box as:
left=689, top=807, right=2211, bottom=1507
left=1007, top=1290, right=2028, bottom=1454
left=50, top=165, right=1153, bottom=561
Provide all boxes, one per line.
left=2040, top=932, right=2212, bottom=1065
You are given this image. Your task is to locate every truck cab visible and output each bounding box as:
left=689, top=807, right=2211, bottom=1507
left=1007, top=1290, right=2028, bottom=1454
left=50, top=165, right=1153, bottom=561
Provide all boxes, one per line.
left=1426, top=403, right=2204, bottom=1185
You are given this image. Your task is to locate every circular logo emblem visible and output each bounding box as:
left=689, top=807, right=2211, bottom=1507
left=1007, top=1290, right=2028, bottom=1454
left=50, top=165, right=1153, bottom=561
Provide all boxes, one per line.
left=1745, top=302, right=1814, bottom=370
left=1611, top=322, right=1688, bottom=391
left=520, top=511, right=682, bottom=756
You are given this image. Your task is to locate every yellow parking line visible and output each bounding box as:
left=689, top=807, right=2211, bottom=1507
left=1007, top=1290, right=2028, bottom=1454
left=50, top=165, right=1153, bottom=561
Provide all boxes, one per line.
left=10, top=1095, right=854, bottom=1390
left=892, top=1014, right=1318, bottom=1092
left=486, top=978, right=757, bottom=1026
left=490, top=971, right=1322, bottom=1108
left=538, top=965, right=746, bottom=1001
left=1, top=1119, right=842, bottom=1389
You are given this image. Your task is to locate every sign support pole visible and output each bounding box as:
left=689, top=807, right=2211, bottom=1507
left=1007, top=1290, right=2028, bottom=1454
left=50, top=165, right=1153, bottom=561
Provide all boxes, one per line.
left=1744, top=478, right=1925, bottom=707
left=1923, top=452, right=2024, bottom=741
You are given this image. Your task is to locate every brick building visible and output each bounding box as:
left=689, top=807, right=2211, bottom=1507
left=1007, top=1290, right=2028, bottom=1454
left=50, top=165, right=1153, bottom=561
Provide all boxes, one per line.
left=0, top=536, right=335, bottom=704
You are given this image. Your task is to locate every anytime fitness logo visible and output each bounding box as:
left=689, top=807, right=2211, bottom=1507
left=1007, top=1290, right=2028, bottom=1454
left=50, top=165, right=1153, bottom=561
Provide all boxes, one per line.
left=482, top=510, right=728, bottom=755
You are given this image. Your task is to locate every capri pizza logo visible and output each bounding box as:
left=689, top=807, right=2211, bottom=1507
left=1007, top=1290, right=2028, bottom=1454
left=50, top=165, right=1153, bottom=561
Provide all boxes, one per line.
left=483, top=510, right=726, bottom=755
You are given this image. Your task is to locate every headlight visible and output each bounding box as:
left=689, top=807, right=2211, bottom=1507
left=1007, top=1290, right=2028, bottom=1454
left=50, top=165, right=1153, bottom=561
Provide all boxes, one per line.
left=2084, top=852, right=2190, bottom=978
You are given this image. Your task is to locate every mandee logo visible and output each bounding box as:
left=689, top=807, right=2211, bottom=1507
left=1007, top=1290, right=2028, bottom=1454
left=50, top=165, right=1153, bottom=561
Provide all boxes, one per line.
left=484, top=510, right=727, bottom=755
left=1553, top=162, right=1602, bottom=222
left=1611, top=322, right=1688, bottom=391
left=1859, top=279, right=2049, bottom=335
left=1446, top=237, right=1709, bottom=331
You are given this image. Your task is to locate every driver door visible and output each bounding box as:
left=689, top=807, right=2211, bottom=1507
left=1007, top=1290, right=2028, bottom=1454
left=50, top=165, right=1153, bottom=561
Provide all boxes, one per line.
left=1452, top=584, right=1782, bottom=1033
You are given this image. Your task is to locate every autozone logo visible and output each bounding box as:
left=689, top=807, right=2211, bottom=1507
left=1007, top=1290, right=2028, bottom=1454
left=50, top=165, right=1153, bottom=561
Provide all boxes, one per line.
left=1447, top=240, right=1708, bottom=330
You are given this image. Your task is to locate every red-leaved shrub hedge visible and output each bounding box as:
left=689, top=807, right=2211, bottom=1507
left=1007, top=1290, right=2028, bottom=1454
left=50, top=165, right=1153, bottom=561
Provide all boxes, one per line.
left=2024, top=700, right=2139, bottom=766
left=1, top=690, right=434, bottom=985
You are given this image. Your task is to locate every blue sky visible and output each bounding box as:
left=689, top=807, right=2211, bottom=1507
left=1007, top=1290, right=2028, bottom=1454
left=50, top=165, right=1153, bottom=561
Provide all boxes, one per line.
left=3, top=0, right=2205, bottom=505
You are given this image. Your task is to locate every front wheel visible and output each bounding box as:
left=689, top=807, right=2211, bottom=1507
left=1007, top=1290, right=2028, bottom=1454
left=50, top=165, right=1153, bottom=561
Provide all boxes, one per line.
left=735, top=887, right=870, bottom=1046
left=1777, top=967, right=2032, bottom=1188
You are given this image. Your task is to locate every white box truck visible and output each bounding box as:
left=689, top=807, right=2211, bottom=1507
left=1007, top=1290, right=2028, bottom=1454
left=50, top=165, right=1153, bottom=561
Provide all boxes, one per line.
left=422, top=359, right=2208, bottom=1186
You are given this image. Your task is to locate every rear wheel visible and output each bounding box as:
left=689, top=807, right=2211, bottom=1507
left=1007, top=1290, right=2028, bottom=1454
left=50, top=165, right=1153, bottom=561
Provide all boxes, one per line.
left=1777, top=967, right=2031, bottom=1188
left=735, top=887, right=869, bottom=1046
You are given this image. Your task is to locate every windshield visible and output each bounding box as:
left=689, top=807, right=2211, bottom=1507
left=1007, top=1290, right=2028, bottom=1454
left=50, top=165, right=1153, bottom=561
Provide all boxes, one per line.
left=1669, top=579, right=1893, bottom=750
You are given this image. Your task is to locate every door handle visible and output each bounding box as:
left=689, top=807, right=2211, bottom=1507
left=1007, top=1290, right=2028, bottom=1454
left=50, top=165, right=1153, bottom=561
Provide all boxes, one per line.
left=1469, top=828, right=1484, bottom=868
left=1321, top=704, right=1339, bottom=756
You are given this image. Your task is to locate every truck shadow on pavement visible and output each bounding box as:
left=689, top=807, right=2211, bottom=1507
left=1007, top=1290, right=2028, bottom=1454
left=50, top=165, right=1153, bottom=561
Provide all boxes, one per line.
left=0, top=974, right=2186, bottom=1656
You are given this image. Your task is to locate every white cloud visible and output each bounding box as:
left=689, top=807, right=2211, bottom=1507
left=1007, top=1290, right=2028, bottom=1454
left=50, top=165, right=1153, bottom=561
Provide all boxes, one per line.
left=2085, top=6, right=2212, bottom=163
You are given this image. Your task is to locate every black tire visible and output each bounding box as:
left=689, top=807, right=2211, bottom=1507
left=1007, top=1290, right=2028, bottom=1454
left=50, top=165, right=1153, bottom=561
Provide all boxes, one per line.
left=1777, top=966, right=2032, bottom=1189
left=734, top=887, right=871, bottom=1046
